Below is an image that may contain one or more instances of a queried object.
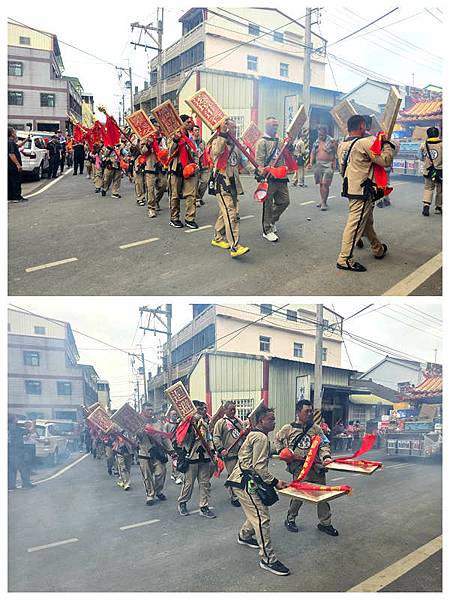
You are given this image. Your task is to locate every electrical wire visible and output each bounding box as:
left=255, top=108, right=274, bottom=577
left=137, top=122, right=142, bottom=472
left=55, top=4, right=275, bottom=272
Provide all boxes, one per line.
left=404, top=305, right=442, bottom=325
left=325, top=7, right=399, bottom=49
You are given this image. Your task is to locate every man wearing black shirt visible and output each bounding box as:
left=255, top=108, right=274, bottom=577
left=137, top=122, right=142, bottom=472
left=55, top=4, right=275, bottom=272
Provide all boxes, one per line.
left=8, top=127, right=29, bottom=202
left=47, top=135, right=62, bottom=179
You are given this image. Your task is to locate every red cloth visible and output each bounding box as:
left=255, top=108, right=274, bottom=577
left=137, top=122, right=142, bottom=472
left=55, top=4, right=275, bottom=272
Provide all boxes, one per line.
left=143, top=424, right=172, bottom=439
left=370, top=132, right=393, bottom=197
left=296, top=434, right=321, bottom=481
left=216, top=144, right=230, bottom=171
left=265, top=166, right=288, bottom=179
left=91, top=121, right=105, bottom=145
left=332, top=433, right=383, bottom=469
left=281, top=146, right=298, bottom=172
left=103, top=115, right=121, bottom=147
left=289, top=481, right=352, bottom=494
left=175, top=415, right=194, bottom=446
left=73, top=123, right=85, bottom=144
left=213, top=457, right=225, bottom=478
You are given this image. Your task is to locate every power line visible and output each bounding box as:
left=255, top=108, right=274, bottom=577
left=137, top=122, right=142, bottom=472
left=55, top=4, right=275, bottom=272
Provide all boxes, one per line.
left=381, top=307, right=442, bottom=337
left=403, top=305, right=442, bottom=325
left=344, top=304, right=374, bottom=322
left=325, top=7, right=399, bottom=49
left=387, top=306, right=442, bottom=332
left=425, top=8, right=443, bottom=23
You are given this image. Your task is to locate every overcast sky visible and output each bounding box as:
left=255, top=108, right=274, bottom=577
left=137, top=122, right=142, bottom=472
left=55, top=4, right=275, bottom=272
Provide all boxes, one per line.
left=8, top=2, right=443, bottom=121
left=8, top=299, right=442, bottom=409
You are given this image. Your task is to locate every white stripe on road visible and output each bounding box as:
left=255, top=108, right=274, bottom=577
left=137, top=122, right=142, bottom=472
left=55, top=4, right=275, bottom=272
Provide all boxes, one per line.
left=184, top=225, right=213, bottom=233
left=300, top=201, right=315, bottom=206
left=119, top=237, right=159, bottom=249
left=120, top=519, right=160, bottom=531
left=239, top=215, right=255, bottom=220
left=383, top=252, right=442, bottom=296
left=328, top=195, right=337, bottom=199
left=347, top=535, right=442, bottom=592
left=28, top=538, right=79, bottom=553
left=25, top=257, right=78, bottom=273
left=23, top=168, right=74, bottom=199
left=330, top=477, right=345, bottom=481
left=34, top=453, right=90, bottom=484
left=383, top=464, right=404, bottom=469
left=391, top=464, right=415, bottom=469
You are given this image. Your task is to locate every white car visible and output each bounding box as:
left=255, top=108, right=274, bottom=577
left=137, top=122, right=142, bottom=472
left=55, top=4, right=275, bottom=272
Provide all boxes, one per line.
left=16, top=132, right=50, bottom=181
left=34, top=421, right=69, bottom=465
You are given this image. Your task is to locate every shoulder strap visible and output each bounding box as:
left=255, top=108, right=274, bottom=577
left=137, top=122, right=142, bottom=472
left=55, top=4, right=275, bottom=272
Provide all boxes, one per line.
left=265, top=139, right=279, bottom=167
left=291, top=428, right=310, bottom=453
left=425, top=141, right=435, bottom=168
left=342, top=137, right=360, bottom=177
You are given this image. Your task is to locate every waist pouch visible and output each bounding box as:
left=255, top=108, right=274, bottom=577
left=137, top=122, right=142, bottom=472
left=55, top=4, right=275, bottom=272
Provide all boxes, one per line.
left=228, top=470, right=279, bottom=506
left=149, top=446, right=168, bottom=463
left=425, top=166, right=442, bottom=183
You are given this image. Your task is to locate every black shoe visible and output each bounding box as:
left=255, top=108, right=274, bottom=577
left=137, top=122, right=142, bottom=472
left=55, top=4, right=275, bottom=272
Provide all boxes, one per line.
left=336, top=261, right=367, bottom=272
left=231, top=498, right=241, bottom=507
left=383, top=198, right=391, bottom=207
left=356, top=239, right=364, bottom=249
left=199, top=199, right=205, bottom=205
left=157, top=493, right=167, bottom=501
left=108, top=469, right=112, bottom=476
left=259, top=559, right=290, bottom=576
left=111, top=194, right=121, bottom=199
left=374, top=243, right=388, bottom=260
left=178, top=503, right=188, bottom=516
left=318, top=523, right=339, bottom=536
left=101, top=190, right=106, bottom=196
left=435, top=206, right=442, bottom=214
left=95, top=188, right=100, bottom=193
left=284, top=519, right=299, bottom=533
left=200, top=506, right=216, bottom=519
left=170, top=219, right=184, bottom=228
left=73, top=173, right=77, bottom=176
left=422, top=205, right=430, bottom=216
left=146, top=499, right=155, bottom=506
left=21, top=483, right=35, bottom=489
left=238, top=535, right=259, bottom=548
left=376, top=200, right=384, bottom=208
left=185, top=220, right=199, bottom=229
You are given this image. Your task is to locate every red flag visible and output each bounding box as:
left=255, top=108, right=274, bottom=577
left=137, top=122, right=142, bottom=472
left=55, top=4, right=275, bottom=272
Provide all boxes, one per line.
left=143, top=424, right=172, bottom=439
left=332, top=433, right=383, bottom=470
left=213, top=457, right=225, bottom=478
left=175, top=415, right=194, bottom=446
left=92, top=121, right=105, bottom=145
left=370, top=132, right=393, bottom=196
left=103, top=115, right=121, bottom=147
left=73, top=123, right=85, bottom=144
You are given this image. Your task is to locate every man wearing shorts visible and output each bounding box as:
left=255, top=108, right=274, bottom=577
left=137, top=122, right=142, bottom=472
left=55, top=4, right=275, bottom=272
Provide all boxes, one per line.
left=307, top=127, right=337, bottom=210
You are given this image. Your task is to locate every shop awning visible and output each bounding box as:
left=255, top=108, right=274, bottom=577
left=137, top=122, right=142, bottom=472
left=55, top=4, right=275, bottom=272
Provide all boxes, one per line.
left=349, top=394, right=394, bottom=406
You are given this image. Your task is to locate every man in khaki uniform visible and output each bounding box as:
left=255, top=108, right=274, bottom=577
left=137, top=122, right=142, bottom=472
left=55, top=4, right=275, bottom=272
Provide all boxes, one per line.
left=209, top=119, right=250, bottom=258
left=292, top=136, right=307, bottom=187
left=255, top=117, right=290, bottom=242
left=101, top=144, right=122, bottom=198
left=132, top=141, right=146, bottom=206
left=275, top=399, right=337, bottom=536
left=175, top=400, right=216, bottom=518
left=93, top=142, right=105, bottom=193
left=168, top=115, right=198, bottom=229
left=192, top=125, right=210, bottom=206
left=113, top=432, right=133, bottom=490
left=137, top=403, right=171, bottom=505
left=226, top=404, right=290, bottom=576
left=336, top=114, right=396, bottom=272
left=420, top=127, right=442, bottom=216
left=213, top=401, right=244, bottom=506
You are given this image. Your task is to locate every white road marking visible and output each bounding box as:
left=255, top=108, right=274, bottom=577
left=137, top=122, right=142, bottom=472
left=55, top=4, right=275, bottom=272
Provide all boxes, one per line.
left=300, top=201, right=315, bottom=206
left=383, top=464, right=404, bottom=469
left=383, top=252, right=442, bottom=296
left=28, top=538, right=79, bottom=553
left=184, top=225, right=213, bottom=233
left=328, top=195, right=337, bottom=199
left=391, top=464, right=415, bottom=469
left=119, top=237, right=159, bottom=249
left=25, top=257, right=78, bottom=273
left=23, top=168, right=74, bottom=198
left=120, top=519, right=160, bottom=531
left=34, top=453, right=90, bottom=484
left=347, top=535, right=442, bottom=592
left=239, top=215, right=255, bottom=220
left=330, top=477, right=345, bottom=481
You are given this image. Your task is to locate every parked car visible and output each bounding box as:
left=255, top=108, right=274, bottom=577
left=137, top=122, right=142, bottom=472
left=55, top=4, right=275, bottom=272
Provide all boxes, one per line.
left=33, top=421, right=69, bottom=466
left=44, top=419, right=82, bottom=452
left=16, top=132, right=50, bottom=181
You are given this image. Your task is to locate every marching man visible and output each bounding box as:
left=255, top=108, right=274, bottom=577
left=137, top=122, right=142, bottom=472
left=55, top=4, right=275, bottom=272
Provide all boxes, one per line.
left=420, top=126, right=442, bottom=217
left=101, top=144, right=122, bottom=199
left=114, top=431, right=133, bottom=490
left=213, top=401, right=244, bottom=506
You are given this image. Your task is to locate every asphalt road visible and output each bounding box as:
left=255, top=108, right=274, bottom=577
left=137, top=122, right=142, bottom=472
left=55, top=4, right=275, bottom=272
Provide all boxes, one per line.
left=8, top=449, right=442, bottom=592
left=8, top=171, right=442, bottom=296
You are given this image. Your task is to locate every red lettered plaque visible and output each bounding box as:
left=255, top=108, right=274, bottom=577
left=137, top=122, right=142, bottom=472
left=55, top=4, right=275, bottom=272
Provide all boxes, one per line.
left=165, top=381, right=197, bottom=420
left=186, top=89, right=228, bottom=131
left=152, top=101, right=183, bottom=138
left=126, top=110, right=156, bottom=140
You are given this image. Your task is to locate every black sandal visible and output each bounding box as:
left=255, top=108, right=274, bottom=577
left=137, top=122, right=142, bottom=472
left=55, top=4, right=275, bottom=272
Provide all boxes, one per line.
left=374, top=243, right=388, bottom=259
left=336, top=261, right=367, bottom=272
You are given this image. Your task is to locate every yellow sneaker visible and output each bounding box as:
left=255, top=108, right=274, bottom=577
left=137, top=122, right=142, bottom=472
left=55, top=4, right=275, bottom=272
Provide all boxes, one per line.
left=116, top=481, right=123, bottom=488
left=230, top=246, right=250, bottom=258
left=211, top=239, right=231, bottom=249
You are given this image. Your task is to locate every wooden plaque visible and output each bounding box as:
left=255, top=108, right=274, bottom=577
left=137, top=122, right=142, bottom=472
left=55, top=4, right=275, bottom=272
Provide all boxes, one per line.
left=85, top=402, right=101, bottom=415
left=111, top=403, right=146, bottom=435
left=381, top=86, right=402, bottom=140
left=286, top=104, right=307, bottom=139
left=152, top=100, right=183, bottom=138
left=126, top=109, right=156, bottom=140
left=279, top=487, right=348, bottom=504
left=165, top=381, right=197, bottom=421
left=331, top=99, right=357, bottom=135
left=242, top=121, right=262, bottom=150
left=326, top=461, right=381, bottom=475
left=247, top=400, right=265, bottom=428
left=185, top=88, right=228, bottom=131
left=87, top=406, right=114, bottom=433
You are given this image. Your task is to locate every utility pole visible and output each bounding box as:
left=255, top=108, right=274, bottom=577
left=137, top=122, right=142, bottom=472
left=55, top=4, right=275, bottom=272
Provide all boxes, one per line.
left=141, top=348, right=148, bottom=410
left=303, top=8, right=312, bottom=123
left=130, top=9, right=164, bottom=106
left=314, top=304, right=324, bottom=413
left=128, top=64, right=133, bottom=113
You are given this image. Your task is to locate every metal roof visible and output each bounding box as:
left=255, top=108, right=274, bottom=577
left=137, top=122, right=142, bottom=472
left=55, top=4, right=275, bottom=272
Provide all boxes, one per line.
left=398, top=99, right=442, bottom=122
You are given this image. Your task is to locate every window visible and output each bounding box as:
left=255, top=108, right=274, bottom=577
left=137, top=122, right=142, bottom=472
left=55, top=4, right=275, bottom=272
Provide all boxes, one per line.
left=34, top=326, right=46, bottom=335
left=286, top=309, right=297, bottom=322
left=247, top=55, right=258, bottom=71
left=260, top=335, right=271, bottom=352
left=248, top=24, right=260, bottom=35
left=273, top=31, right=284, bottom=43
left=233, top=398, right=255, bottom=421
left=98, top=383, right=106, bottom=391
left=54, top=411, right=77, bottom=422
left=41, top=93, right=56, bottom=107
left=260, top=304, right=272, bottom=315
left=294, top=342, right=304, bottom=358
left=280, top=63, right=289, bottom=77
left=34, top=137, right=46, bottom=150
left=25, top=380, right=42, bottom=395
left=8, top=61, right=23, bottom=76
left=19, top=36, right=31, bottom=45
left=8, top=91, right=23, bottom=106
left=24, top=351, right=40, bottom=366
left=322, top=348, right=328, bottom=362
left=57, top=382, right=72, bottom=396
left=351, top=405, right=367, bottom=423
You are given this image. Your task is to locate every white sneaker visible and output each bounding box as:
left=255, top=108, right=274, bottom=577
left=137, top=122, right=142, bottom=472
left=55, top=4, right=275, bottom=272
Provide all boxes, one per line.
left=175, top=477, right=183, bottom=485
left=86, top=174, right=90, bottom=179
left=263, top=231, right=279, bottom=242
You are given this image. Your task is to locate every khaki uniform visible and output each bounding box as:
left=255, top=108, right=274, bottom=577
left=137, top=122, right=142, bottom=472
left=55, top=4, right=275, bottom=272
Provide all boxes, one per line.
left=336, top=135, right=396, bottom=267
left=114, top=437, right=133, bottom=488
left=168, top=136, right=198, bottom=222
left=137, top=428, right=170, bottom=502
left=213, top=415, right=244, bottom=501
left=102, top=146, right=122, bottom=195
left=177, top=414, right=214, bottom=509
left=292, top=138, right=306, bottom=186
left=275, top=422, right=332, bottom=525
left=139, top=139, right=167, bottom=212
left=255, top=136, right=290, bottom=234
left=195, top=138, right=210, bottom=202
left=210, top=134, right=244, bottom=249
left=226, top=430, right=279, bottom=565
left=420, top=139, right=442, bottom=208
left=94, top=146, right=105, bottom=190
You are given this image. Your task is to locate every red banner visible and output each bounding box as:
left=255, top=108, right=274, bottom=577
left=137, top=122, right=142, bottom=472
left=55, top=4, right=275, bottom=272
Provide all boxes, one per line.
left=332, top=433, right=383, bottom=469
left=103, top=115, right=121, bottom=147
left=296, top=434, right=321, bottom=481
left=290, top=481, right=352, bottom=494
